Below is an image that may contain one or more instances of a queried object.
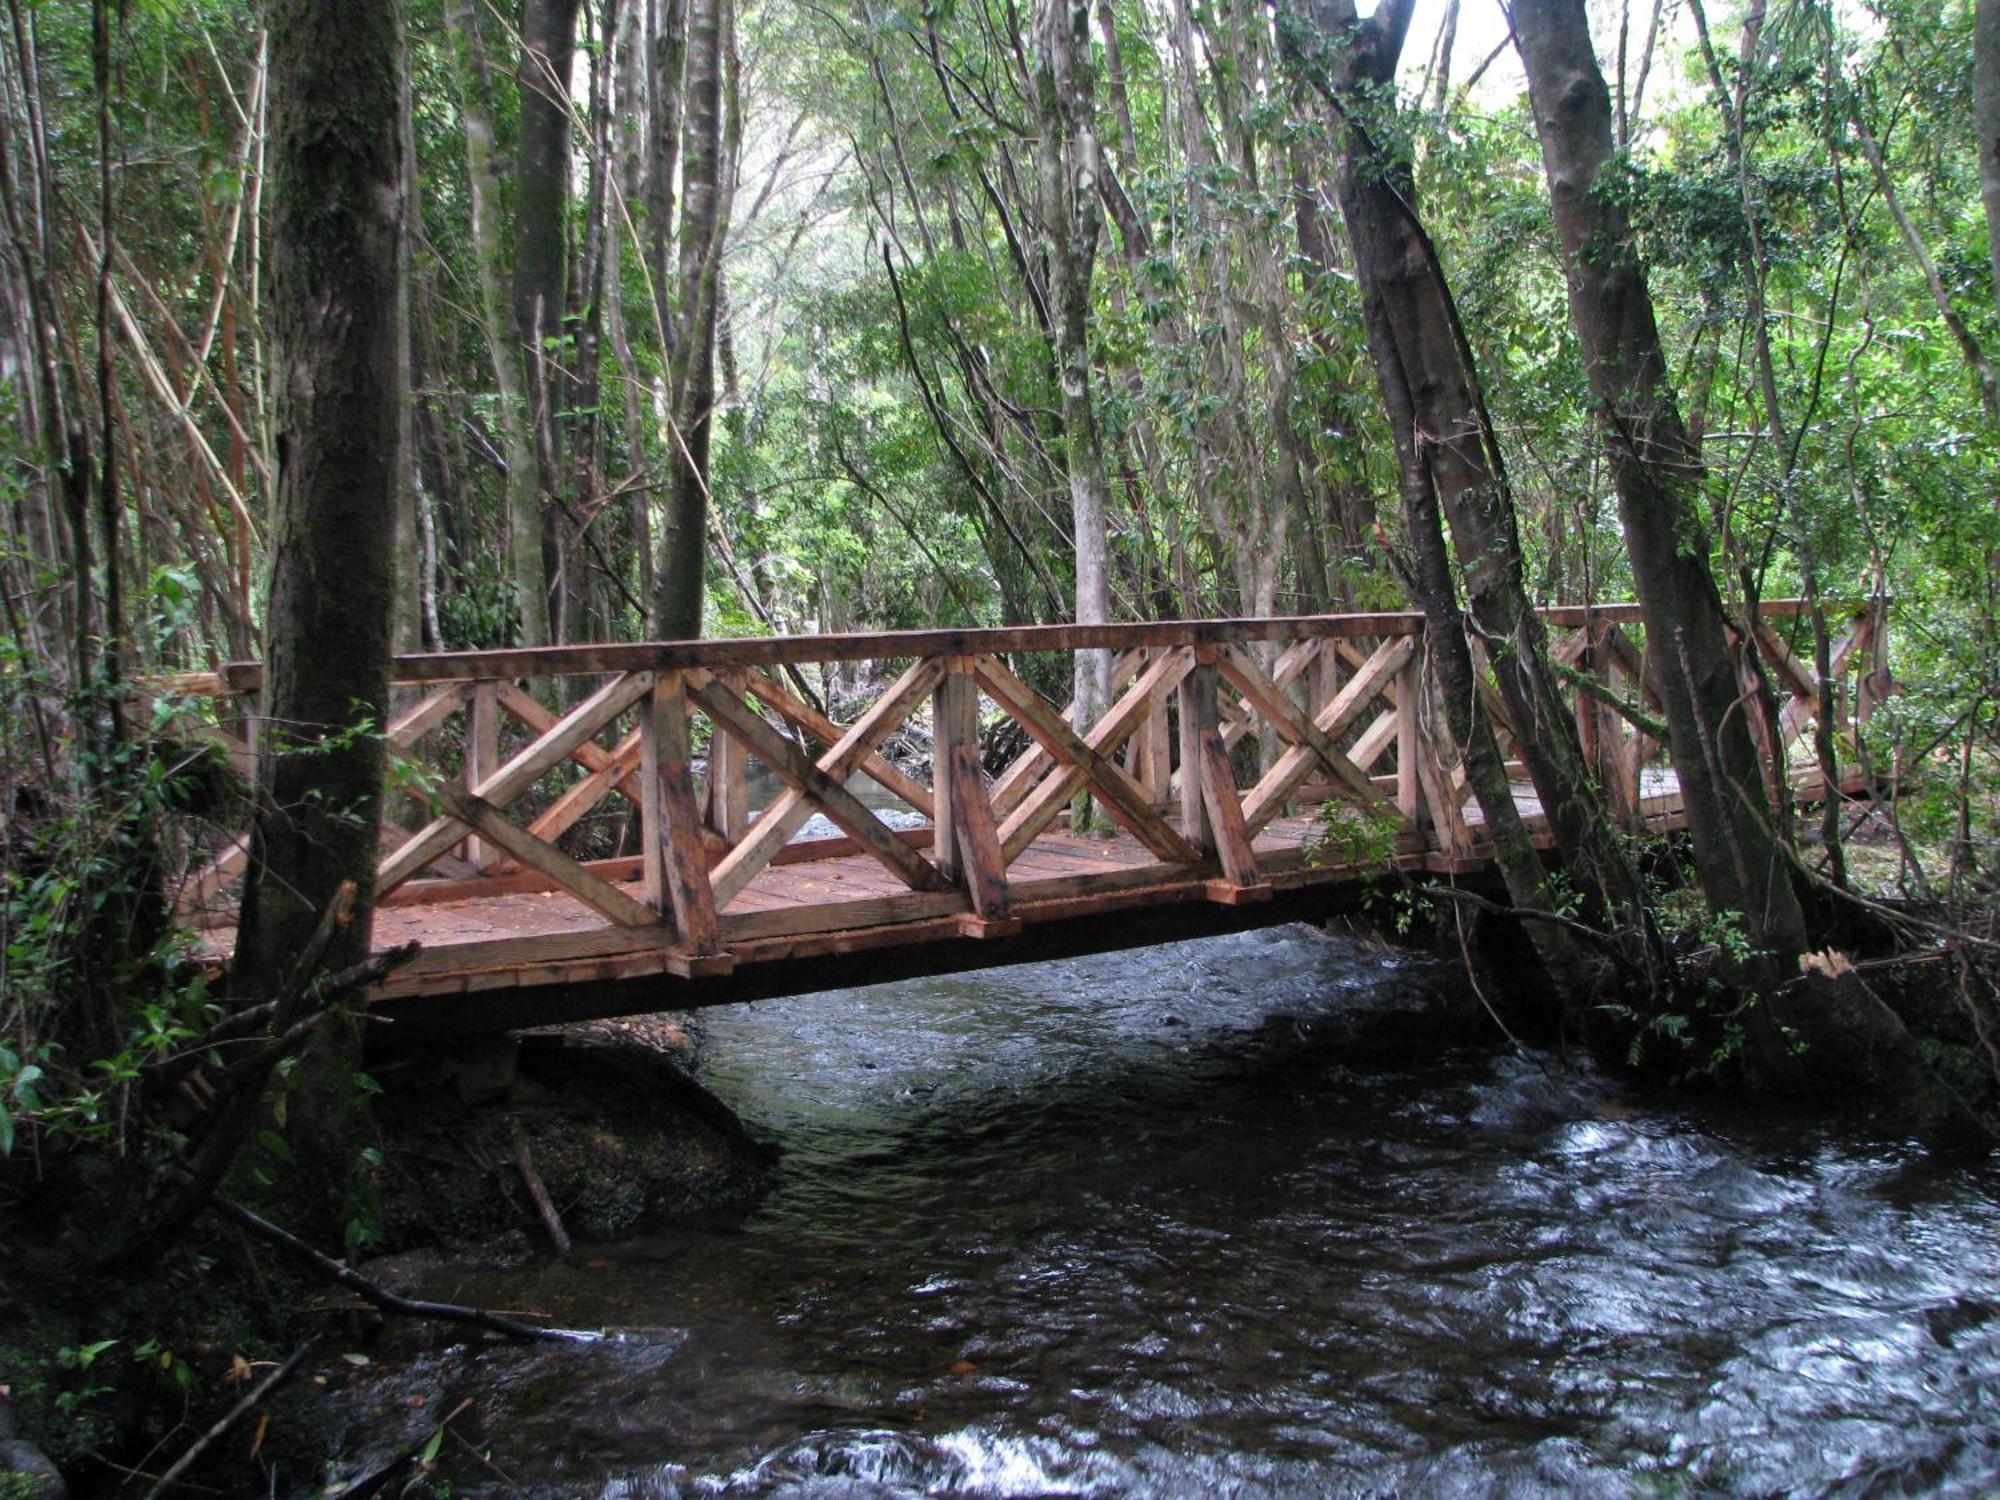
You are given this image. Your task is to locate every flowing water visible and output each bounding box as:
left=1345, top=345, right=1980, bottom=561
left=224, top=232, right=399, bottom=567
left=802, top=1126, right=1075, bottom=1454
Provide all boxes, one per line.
left=329, top=925, right=2000, bottom=1497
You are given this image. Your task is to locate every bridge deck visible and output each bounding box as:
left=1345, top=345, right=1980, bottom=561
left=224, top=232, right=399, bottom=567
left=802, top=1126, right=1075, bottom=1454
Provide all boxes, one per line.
left=169, top=599, right=1886, bottom=1041
left=202, top=767, right=1750, bottom=1038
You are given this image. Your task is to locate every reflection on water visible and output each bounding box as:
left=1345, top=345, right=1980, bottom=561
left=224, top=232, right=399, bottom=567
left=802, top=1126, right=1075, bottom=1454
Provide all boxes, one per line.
left=327, top=927, right=2000, bottom=1496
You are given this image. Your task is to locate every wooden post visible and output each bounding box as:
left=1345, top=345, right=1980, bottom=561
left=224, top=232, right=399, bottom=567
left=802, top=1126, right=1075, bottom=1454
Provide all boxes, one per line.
left=1395, top=647, right=1422, bottom=823
left=703, top=668, right=750, bottom=844
left=1178, top=657, right=1216, bottom=854
left=1137, top=649, right=1173, bottom=808
left=464, top=680, right=500, bottom=869
left=640, top=671, right=723, bottom=955
left=1572, top=627, right=1602, bottom=770
left=1180, top=648, right=1265, bottom=899
left=932, top=657, right=977, bottom=883
left=1197, top=725, right=1263, bottom=895
left=947, top=740, right=1013, bottom=926
left=1311, top=638, right=1341, bottom=723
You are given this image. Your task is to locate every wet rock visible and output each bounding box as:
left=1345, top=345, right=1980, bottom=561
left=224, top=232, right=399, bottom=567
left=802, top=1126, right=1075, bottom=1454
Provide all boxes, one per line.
left=0, top=1400, right=66, bottom=1500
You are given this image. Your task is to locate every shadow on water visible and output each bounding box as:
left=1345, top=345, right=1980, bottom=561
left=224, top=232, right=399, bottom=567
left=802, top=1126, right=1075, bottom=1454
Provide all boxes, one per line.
left=325, top=925, right=2000, bottom=1497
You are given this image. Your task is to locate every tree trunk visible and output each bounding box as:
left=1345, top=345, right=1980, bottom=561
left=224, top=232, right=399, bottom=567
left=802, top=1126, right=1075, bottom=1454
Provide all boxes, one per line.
left=1512, top=0, right=1805, bottom=965
left=392, top=9, right=422, bottom=655
left=515, top=0, right=582, bottom=640
left=1287, top=0, right=1649, bottom=985
left=1982, top=0, right=2000, bottom=320
left=1512, top=0, right=1988, bottom=1143
left=1032, top=0, right=1113, bottom=799
left=651, top=0, right=729, bottom=639
left=234, top=0, right=401, bottom=995
left=444, top=0, right=548, bottom=648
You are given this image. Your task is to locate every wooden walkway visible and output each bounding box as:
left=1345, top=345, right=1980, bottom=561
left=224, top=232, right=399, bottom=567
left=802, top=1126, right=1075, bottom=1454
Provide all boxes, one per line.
left=169, top=599, right=1889, bottom=1040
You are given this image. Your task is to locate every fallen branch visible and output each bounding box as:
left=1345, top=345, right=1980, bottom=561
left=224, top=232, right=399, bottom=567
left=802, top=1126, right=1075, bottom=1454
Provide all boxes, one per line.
left=142, top=1342, right=313, bottom=1500
left=207, top=1194, right=589, bottom=1343
left=509, top=1118, right=572, bottom=1258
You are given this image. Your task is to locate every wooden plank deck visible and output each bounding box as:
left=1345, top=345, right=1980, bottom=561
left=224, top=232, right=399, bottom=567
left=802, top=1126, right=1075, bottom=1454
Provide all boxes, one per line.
left=202, top=765, right=1856, bottom=1044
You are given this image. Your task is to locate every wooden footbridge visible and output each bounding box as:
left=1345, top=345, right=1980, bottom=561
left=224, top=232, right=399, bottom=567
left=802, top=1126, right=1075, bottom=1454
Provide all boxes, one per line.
left=172, top=598, right=1888, bottom=1041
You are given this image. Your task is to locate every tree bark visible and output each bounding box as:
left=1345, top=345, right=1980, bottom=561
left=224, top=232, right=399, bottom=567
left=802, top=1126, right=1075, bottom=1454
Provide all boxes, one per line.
left=1032, top=0, right=1114, bottom=794
left=515, top=0, right=582, bottom=640
left=1286, top=0, right=1649, bottom=988
left=234, top=0, right=402, bottom=994
left=1511, top=0, right=1807, bottom=968
left=1982, top=0, right=2000, bottom=320
left=444, top=0, right=548, bottom=648
left=651, top=0, right=728, bottom=638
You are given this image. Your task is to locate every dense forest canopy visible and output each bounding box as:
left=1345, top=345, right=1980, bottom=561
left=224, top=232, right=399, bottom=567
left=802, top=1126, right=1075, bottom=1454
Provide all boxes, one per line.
left=3, top=0, right=1989, bottom=651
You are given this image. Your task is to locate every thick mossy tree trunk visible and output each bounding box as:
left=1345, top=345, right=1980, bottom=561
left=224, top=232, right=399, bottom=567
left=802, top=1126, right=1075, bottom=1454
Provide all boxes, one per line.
left=1513, top=0, right=1987, bottom=1145
left=1285, top=0, right=1649, bottom=999
left=233, top=0, right=402, bottom=998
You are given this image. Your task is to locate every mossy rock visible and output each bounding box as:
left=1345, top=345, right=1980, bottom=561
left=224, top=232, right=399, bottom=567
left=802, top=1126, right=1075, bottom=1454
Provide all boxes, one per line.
left=373, top=1025, right=775, bottom=1251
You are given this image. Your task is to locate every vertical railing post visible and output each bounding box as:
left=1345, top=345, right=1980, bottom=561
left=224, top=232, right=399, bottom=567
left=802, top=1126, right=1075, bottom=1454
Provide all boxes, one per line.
left=704, top=668, right=750, bottom=844
left=1178, top=653, right=1217, bottom=855
left=1311, top=637, right=1341, bottom=723
left=463, top=680, right=499, bottom=869
left=640, top=670, right=722, bottom=955
left=1137, top=648, right=1173, bottom=809
left=1572, top=623, right=1602, bottom=773
left=1589, top=623, right=1641, bottom=828
left=933, top=654, right=1011, bottom=925
left=1858, top=596, right=1891, bottom=725
left=933, top=656, right=976, bottom=884
left=1737, top=633, right=1785, bottom=811
left=1180, top=646, right=1262, bottom=893
left=1395, top=640, right=1422, bottom=824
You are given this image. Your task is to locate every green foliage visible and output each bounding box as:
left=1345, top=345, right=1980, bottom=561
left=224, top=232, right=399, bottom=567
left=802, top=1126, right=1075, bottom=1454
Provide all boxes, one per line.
left=1302, top=800, right=1404, bottom=868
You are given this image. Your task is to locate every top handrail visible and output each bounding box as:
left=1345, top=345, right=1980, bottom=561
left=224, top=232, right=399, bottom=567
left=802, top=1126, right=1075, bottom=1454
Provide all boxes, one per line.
left=165, top=596, right=1850, bottom=697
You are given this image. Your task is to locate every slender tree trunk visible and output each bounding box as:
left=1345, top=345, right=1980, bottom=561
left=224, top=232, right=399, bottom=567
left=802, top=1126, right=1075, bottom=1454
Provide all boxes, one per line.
left=1033, top=0, right=1113, bottom=788
left=1981, top=0, right=2000, bottom=320
left=234, top=0, right=402, bottom=995
left=444, top=0, right=548, bottom=648
left=515, top=0, right=582, bottom=640
left=392, top=7, right=422, bottom=655
left=652, top=0, right=728, bottom=637
left=647, top=0, right=688, bottom=304
left=1287, top=0, right=1650, bottom=979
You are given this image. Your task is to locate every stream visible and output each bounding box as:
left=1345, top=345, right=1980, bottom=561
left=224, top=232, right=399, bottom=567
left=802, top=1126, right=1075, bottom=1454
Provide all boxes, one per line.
left=325, top=924, right=2000, bottom=1496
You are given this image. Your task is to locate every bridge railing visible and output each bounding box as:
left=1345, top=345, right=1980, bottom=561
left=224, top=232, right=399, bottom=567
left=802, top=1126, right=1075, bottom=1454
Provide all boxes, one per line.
left=157, top=597, right=1889, bottom=969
